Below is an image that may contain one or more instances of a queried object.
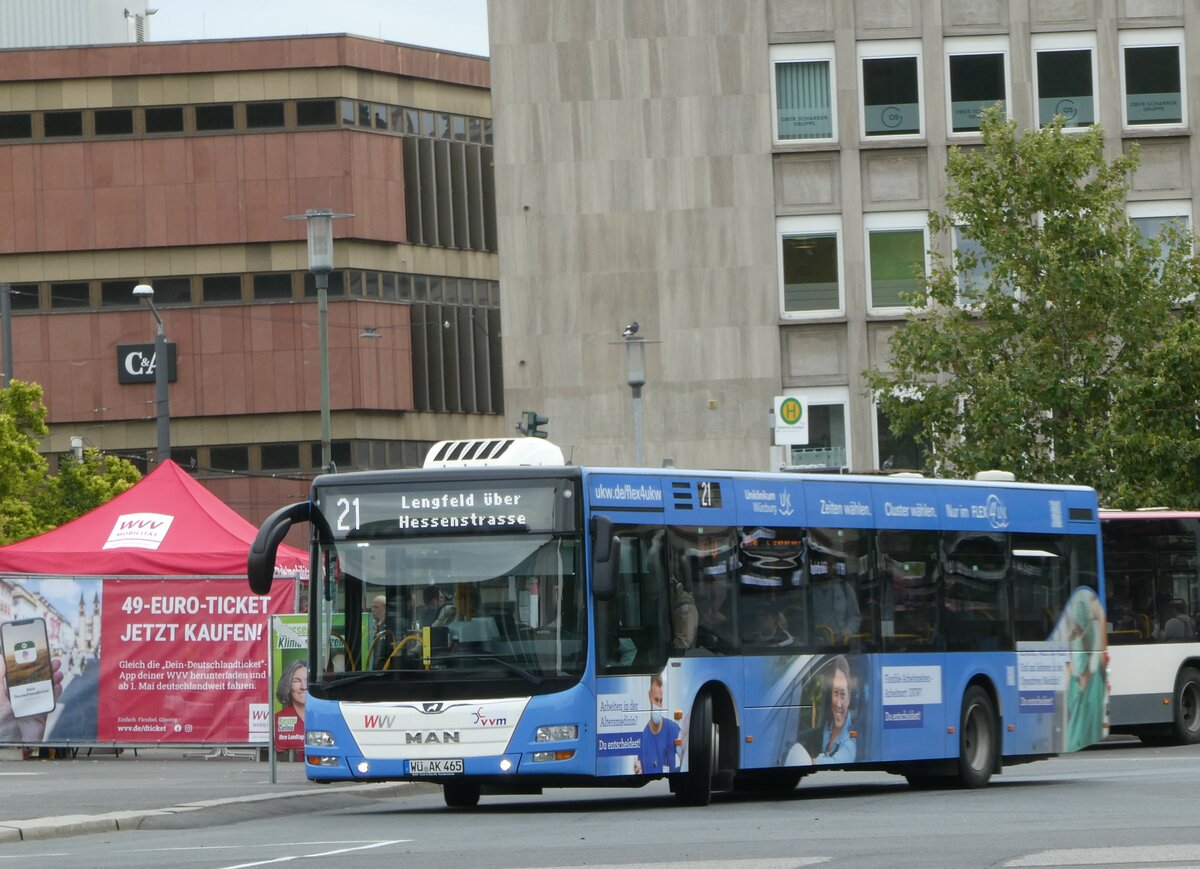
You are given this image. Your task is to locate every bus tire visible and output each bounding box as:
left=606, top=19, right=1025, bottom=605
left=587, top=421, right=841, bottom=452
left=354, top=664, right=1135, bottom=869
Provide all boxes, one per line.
left=675, top=692, right=715, bottom=806
left=1172, top=667, right=1200, bottom=745
left=443, top=781, right=481, bottom=808
left=956, top=685, right=998, bottom=789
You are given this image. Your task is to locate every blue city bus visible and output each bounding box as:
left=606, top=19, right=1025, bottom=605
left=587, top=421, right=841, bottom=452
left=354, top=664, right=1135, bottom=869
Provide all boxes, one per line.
left=247, top=438, right=1107, bottom=808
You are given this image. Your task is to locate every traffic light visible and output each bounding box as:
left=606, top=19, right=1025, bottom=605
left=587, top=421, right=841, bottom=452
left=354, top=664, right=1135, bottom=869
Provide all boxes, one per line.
left=517, top=410, right=549, bottom=438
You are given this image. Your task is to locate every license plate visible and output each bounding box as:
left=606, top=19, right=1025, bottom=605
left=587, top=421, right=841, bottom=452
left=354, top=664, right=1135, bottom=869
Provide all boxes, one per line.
left=409, top=758, right=464, bottom=775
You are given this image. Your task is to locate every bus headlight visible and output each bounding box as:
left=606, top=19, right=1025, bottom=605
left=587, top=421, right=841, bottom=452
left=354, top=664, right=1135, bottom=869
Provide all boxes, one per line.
left=305, top=730, right=336, bottom=747
left=535, top=724, right=578, bottom=742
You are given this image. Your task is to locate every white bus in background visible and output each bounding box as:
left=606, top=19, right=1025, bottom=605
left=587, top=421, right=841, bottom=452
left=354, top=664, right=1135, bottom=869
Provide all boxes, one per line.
left=1102, top=510, right=1200, bottom=744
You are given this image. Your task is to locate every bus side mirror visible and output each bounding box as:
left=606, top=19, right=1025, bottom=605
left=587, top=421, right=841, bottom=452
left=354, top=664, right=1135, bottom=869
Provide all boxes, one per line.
left=247, top=501, right=311, bottom=595
left=590, top=514, right=620, bottom=602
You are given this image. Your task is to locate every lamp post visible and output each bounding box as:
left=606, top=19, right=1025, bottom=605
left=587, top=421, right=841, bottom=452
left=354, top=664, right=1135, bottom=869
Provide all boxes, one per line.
left=623, top=327, right=647, bottom=468
left=1, top=282, right=11, bottom=389
left=133, top=283, right=170, bottom=463
left=285, top=208, right=352, bottom=473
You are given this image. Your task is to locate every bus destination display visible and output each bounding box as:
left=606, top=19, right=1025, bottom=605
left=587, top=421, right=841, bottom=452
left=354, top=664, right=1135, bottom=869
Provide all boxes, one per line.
left=318, top=483, right=561, bottom=537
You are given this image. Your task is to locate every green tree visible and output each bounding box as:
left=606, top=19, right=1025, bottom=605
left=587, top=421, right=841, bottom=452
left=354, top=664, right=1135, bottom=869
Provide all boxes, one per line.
left=37, top=448, right=143, bottom=529
left=0, top=380, right=142, bottom=544
left=865, top=109, right=1200, bottom=507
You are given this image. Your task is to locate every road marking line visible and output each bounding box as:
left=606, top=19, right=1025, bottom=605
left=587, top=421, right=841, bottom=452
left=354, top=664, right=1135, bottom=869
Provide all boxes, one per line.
left=218, top=840, right=407, bottom=868
left=120, top=840, right=396, bottom=854
left=1007, top=844, right=1200, bottom=866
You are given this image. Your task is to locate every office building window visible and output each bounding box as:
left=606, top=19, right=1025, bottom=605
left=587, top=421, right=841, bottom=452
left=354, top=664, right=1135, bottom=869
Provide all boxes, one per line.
left=210, top=446, right=250, bottom=472
left=778, top=216, right=843, bottom=316
left=1128, top=201, right=1192, bottom=266
left=1034, top=35, right=1097, bottom=128
left=44, top=110, right=83, bottom=137
left=297, top=100, right=338, bottom=126
left=253, top=273, right=294, bottom=300
left=954, top=226, right=988, bottom=306
left=303, top=271, right=346, bottom=297
left=875, top=405, right=926, bottom=472
left=144, top=106, right=184, bottom=134
left=261, top=443, right=301, bottom=471
left=310, top=441, right=352, bottom=470
left=785, top=387, right=849, bottom=471
left=194, top=104, right=235, bottom=131
left=100, top=279, right=140, bottom=308
left=202, top=275, right=243, bottom=303
left=7, top=284, right=39, bottom=311
left=95, top=108, right=134, bottom=136
left=945, top=37, right=1009, bottom=133
left=150, top=277, right=193, bottom=305
left=172, top=448, right=198, bottom=471
left=246, top=102, right=286, bottom=129
left=1121, top=30, right=1184, bottom=128
left=0, top=113, right=32, bottom=139
left=771, top=44, right=836, bottom=142
left=866, top=212, right=928, bottom=312
left=860, top=41, right=923, bottom=138
left=50, top=282, right=90, bottom=308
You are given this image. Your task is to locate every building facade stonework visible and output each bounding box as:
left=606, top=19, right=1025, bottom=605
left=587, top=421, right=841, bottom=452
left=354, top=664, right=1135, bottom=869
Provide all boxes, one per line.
left=489, top=0, right=1197, bottom=473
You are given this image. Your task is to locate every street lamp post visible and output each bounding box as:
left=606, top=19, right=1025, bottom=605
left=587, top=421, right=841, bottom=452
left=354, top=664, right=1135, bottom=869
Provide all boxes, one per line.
left=285, top=208, right=352, bottom=474
left=1, top=282, right=12, bottom=389
left=133, top=283, right=170, bottom=463
left=623, top=329, right=647, bottom=468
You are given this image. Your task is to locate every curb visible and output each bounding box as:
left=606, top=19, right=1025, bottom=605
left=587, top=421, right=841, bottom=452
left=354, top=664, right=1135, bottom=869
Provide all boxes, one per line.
left=0, top=781, right=412, bottom=843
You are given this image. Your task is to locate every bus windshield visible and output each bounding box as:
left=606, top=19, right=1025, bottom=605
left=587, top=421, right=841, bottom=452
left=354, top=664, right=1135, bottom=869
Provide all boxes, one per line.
left=311, top=531, right=586, bottom=695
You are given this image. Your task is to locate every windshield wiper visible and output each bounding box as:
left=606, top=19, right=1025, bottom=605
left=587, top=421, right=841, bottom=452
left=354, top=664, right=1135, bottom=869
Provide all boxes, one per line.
left=440, top=653, right=543, bottom=685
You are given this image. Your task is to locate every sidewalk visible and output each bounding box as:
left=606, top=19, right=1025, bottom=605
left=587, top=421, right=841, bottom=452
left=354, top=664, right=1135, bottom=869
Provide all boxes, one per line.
left=0, top=748, right=418, bottom=843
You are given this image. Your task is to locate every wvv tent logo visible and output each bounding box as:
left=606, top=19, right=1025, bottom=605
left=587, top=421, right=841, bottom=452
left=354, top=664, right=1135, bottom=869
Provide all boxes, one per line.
left=103, top=513, right=175, bottom=550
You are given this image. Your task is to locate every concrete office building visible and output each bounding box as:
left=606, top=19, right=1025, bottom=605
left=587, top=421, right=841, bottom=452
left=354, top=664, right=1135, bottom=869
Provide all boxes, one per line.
left=488, top=0, right=1197, bottom=473
left=0, top=34, right=504, bottom=522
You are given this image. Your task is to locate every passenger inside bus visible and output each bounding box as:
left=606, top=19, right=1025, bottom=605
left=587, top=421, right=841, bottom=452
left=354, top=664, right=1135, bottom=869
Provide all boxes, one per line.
left=1160, top=599, right=1196, bottom=641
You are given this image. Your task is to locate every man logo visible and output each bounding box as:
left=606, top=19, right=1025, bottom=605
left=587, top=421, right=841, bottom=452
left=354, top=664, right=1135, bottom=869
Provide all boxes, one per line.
left=422, top=702, right=444, bottom=714
left=405, top=731, right=460, bottom=744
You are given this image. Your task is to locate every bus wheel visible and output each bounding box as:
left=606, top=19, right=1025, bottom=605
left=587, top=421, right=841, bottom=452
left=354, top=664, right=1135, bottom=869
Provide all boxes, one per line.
left=956, top=686, right=998, bottom=789
left=675, top=692, right=715, bottom=806
left=443, top=781, right=480, bottom=808
left=1172, top=667, right=1200, bottom=745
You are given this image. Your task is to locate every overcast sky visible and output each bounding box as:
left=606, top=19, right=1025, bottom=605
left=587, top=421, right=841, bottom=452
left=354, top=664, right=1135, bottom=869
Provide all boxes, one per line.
left=148, top=0, right=490, bottom=56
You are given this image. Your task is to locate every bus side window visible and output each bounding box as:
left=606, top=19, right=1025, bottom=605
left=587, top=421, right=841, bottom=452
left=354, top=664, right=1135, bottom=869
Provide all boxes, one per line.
left=597, top=525, right=668, bottom=674
left=670, top=527, right=739, bottom=656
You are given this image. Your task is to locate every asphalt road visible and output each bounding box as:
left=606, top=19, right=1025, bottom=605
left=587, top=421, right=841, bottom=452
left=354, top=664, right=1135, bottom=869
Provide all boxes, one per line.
left=2, top=737, right=1198, bottom=869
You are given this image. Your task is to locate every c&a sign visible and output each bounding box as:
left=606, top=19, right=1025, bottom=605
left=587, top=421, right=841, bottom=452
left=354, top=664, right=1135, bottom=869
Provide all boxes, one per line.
left=117, top=343, right=177, bottom=384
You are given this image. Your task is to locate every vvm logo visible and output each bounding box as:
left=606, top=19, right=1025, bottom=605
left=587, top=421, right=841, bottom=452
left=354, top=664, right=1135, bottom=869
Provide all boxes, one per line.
left=471, top=707, right=508, bottom=727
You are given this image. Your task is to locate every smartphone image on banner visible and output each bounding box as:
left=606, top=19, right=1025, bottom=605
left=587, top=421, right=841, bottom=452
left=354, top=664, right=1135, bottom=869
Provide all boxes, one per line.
left=1, top=617, right=56, bottom=718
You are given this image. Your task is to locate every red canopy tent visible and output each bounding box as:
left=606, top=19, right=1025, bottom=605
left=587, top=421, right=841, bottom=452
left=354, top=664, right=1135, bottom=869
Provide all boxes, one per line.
left=0, top=460, right=307, bottom=577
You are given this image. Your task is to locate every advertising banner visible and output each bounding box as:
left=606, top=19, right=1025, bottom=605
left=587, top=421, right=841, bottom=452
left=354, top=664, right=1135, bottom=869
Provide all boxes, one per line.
left=0, top=575, right=295, bottom=746
left=271, top=615, right=308, bottom=752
